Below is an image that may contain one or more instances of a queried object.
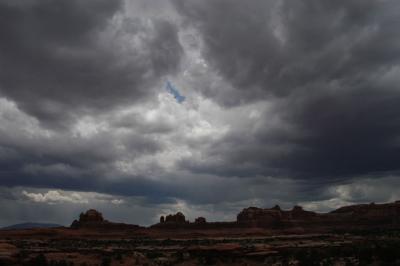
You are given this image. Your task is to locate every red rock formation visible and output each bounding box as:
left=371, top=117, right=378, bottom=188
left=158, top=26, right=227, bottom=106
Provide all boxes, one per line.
left=79, top=209, right=104, bottom=223
left=237, top=205, right=322, bottom=228
left=71, top=209, right=107, bottom=228
left=195, top=217, right=206, bottom=224
left=70, top=209, right=140, bottom=230
left=328, top=201, right=400, bottom=226
left=152, top=212, right=191, bottom=228
left=165, top=212, right=187, bottom=224
left=237, top=206, right=285, bottom=227
left=291, top=205, right=316, bottom=219
left=71, top=201, right=400, bottom=232
left=236, top=201, right=400, bottom=230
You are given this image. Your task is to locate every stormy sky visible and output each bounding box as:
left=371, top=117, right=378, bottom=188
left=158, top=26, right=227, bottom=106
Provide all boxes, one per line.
left=1, top=0, right=400, bottom=227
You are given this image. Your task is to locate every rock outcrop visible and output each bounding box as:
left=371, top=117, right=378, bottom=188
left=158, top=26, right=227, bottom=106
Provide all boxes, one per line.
left=195, top=217, right=207, bottom=224
left=236, top=205, right=316, bottom=228
left=70, top=209, right=140, bottom=230
left=153, top=212, right=238, bottom=229
left=79, top=209, right=104, bottom=223
left=237, top=206, right=284, bottom=227
left=72, top=201, right=400, bottom=232
left=327, top=201, right=400, bottom=226
left=155, top=212, right=189, bottom=228
left=236, top=201, right=400, bottom=230
left=165, top=212, right=187, bottom=224
left=71, top=209, right=106, bottom=228
left=291, top=205, right=316, bottom=219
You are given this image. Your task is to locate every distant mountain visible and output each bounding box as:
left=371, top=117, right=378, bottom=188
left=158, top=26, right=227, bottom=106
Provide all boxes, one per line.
left=1, top=222, right=63, bottom=230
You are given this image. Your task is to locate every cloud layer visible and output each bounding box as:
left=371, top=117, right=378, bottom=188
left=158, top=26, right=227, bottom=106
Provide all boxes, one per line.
left=0, top=0, right=183, bottom=127
left=1, top=0, right=400, bottom=226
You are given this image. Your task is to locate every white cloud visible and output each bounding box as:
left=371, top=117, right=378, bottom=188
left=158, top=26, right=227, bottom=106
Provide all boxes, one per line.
left=111, top=199, right=125, bottom=205
left=22, top=189, right=126, bottom=206
left=300, top=198, right=354, bottom=213
left=299, top=175, right=400, bottom=212
left=22, top=190, right=89, bottom=204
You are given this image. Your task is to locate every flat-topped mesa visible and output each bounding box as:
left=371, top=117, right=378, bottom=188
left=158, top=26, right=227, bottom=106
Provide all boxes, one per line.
left=237, top=206, right=283, bottom=227
left=237, top=205, right=318, bottom=228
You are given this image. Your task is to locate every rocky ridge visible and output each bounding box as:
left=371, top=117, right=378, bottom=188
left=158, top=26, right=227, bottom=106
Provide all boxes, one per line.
left=70, top=201, right=400, bottom=231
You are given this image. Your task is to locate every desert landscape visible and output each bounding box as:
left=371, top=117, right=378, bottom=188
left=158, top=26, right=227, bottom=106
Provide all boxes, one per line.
left=1, top=201, right=400, bottom=265
left=2, top=1, right=400, bottom=265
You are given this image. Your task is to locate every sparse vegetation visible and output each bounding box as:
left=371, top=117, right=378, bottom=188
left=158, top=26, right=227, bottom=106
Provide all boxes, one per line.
left=0, top=233, right=398, bottom=265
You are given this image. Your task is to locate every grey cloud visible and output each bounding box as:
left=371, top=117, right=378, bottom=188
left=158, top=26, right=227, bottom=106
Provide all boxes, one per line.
left=173, top=0, right=388, bottom=104
left=1, top=0, right=400, bottom=226
left=0, top=0, right=183, bottom=128
left=0, top=98, right=166, bottom=197
left=111, top=113, right=175, bottom=135
left=173, top=0, right=400, bottom=181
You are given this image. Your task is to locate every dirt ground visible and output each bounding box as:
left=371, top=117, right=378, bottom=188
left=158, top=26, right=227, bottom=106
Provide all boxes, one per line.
left=1, top=227, right=400, bottom=265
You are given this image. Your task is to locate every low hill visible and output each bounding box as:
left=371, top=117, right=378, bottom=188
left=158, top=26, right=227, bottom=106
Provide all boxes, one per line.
left=2, top=222, right=62, bottom=230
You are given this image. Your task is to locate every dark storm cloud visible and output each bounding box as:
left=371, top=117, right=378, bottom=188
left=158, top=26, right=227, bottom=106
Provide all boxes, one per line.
left=1, top=0, right=400, bottom=224
left=173, top=0, right=392, bottom=103
left=0, top=0, right=183, bottom=127
left=174, top=0, right=400, bottom=180
left=0, top=135, right=163, bottom=198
